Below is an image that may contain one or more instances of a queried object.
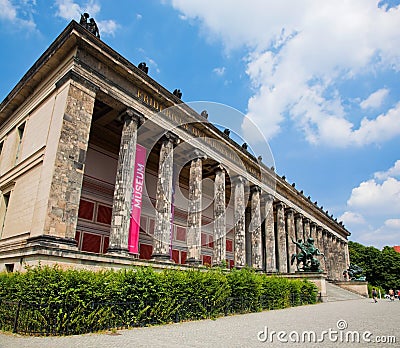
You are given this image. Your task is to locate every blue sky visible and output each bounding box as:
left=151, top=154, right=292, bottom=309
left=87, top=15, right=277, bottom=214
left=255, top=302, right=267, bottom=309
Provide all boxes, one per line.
left=1, top=0, right=400, bottom=248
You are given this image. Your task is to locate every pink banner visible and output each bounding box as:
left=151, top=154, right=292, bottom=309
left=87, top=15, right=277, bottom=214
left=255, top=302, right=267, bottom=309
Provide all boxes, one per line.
left=128, top=144, right=147, bottom=254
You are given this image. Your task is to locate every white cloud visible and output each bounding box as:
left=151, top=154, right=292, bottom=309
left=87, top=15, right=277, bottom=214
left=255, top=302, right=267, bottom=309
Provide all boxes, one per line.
left=340, top=211, right=366, bottom=225
left=358, top=219, right=400, bottom=247
left=55, top=0, right=101, bottom=20
left=0, top=0, right=36, bottom=29
left=98, top=19, right=118, bottom=36
left=136, top=13, right=142, bottom=20
left=341, top=160, right=400, bottom=247
left=55, top=0, right=81, bottom=20
left=148, top=58, right=160, bottom=74
left=384, top=218, right=400, bottom=229
left=374, top=159, right=400, bottom=180
left=213, top=66, right=226, bottom=76
left=170, top=1, right=400, bottom=148
left=55, top=0, right=117, bottom=37
left=347, top=177, right=400, bottom=215
left=360, top=88, right=389, bottom=109
left=0, top=0, right=17, bottom=21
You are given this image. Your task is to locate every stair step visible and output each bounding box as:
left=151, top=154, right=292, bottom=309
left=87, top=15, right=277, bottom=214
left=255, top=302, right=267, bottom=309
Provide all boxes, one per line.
left=326, top=282, right=365, bottom=302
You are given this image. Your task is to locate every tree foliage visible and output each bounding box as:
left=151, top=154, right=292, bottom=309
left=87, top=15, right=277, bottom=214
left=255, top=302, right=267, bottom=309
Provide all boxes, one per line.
left=348, top=241, right=400, bottom=291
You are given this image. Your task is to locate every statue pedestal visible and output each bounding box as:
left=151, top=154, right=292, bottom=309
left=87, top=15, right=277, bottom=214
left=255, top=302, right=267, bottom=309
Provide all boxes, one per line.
left=285, top=272, right=328, bottom=302
left=333, top=281, right=368, bottom=297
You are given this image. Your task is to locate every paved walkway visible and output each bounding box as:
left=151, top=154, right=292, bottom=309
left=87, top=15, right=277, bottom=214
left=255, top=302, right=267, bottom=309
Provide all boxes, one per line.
left=1, top=298, right=398, bottom=348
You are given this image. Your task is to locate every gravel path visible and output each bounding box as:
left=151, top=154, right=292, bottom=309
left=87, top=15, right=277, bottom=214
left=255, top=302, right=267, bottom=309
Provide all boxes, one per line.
left=0, top=298, right=398, bottom=348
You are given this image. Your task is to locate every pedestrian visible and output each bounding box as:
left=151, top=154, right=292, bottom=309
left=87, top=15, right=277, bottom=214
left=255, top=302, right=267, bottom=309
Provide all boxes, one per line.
left=372, top=288, right=378, bottom=303
left=388, top=288, right=395, bottom=301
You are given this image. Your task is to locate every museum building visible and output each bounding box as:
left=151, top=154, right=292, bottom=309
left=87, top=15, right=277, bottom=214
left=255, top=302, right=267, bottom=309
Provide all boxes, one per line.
left=0, top=21, right=350, bottom=279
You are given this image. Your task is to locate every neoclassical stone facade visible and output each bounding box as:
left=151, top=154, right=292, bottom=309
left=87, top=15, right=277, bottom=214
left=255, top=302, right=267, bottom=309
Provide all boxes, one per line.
left=0, top=21, right=350, bottom=280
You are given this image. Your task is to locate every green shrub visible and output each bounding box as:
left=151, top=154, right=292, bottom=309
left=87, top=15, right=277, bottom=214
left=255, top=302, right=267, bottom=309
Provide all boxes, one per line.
left=0, top=265, right=317, bottom=335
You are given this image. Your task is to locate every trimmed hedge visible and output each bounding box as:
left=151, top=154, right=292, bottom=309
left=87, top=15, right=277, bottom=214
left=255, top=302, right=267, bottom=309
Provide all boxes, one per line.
left=0, top=266, right=318, bottom=335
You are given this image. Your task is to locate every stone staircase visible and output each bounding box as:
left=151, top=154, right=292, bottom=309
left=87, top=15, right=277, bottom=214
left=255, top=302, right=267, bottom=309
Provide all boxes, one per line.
left=326, top=282, right=366, bottom=302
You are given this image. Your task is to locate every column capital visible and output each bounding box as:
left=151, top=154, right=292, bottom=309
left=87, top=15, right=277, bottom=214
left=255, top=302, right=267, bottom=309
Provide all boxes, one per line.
left=117, top=107, right=144, bottom=125
left=273, top=201, right=286, bottom=209
left=250, top=185, right=261, bottom=195
left=310, top=221, right=317, bottom=228
left=212, top=163, right=228, bottom=174
left=190, top=149, right=207, bottom=160
left=303, top=217, right=311, bottom=224
left=316, top=225, right=323, bottom=232
left=285, top=207, right=295, bottom=216
left=161, top=131, right=180, bottom=146
left=294, top=212, right=303, bottom=220
left=261, top=193, right=274, bottom=203
left=232, top=175, right=247, bottom=185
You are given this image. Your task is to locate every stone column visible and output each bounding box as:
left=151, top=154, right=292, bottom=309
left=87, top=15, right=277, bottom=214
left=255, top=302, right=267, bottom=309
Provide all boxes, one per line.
left=334, top=237, right=341, bottom=280
left=339, top=240, right=346, bottom=280
left=295, top=213, right=304, bottom=242
left=316, top=226, right=326, bottom=272
left=275, top=202, right=287, bottom=273
left=331, top=235, right=336, bottom=279
left=108, top=108, right=143, bottom=254
left=213, top=165, right=226, bottom=266
left=186, top=152, right=204, bottom=264
left=262, top=194, right=276, bottom=272
left=249, top=186, right=262, bottom=270
left=285, top=208, right=296, bottom=273
left=344, top=241, right=350, bottom=270
left=152, top=132, right=179, bottom=260
left=310, top=222, right=317, bottom=239
left=303, top=218, right=311, bottom=240
left=233, top=175, right=246, bottom=268
left=328, top=233, right=334, bottom=279
left=322, top=230, right=331, bottom=278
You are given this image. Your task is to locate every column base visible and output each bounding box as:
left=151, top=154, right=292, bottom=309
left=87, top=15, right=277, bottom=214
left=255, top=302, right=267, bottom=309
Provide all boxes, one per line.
left=253, top=267, right=264, bottom=273
left=151, top=253, right=173, bottom=263
left=212, top=261, right=228, bottom=269
left=106, top=247, right=130, bottom=257
left=27, top=235, right=78, bottom=249
left=186, top=257, right=201, bottom=266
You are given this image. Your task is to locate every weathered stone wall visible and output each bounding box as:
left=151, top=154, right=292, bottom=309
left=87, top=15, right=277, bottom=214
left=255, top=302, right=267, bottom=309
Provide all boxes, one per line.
left=43, top=80, right=96, bottom=240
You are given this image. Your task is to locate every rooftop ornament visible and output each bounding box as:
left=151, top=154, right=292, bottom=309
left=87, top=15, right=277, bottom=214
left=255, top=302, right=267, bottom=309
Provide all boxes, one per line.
left=173, top=89, right=182, bottom=99
left=79, top=13, right=100, bottom=38
left=138, top=62, right=149, bottom=74
left=223, top=129, right=230, bottom=136
left=200, top=110, right=208, bottom=119
left=241, top=143, right=248, bottom=150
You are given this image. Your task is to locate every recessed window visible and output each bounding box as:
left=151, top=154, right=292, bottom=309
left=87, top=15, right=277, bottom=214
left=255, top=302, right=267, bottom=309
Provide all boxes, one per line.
left=15, top=122, right=25, bottom=163
left=5, top=264, right=14, bottom=273
left=0, top=191, right=11, bottom=238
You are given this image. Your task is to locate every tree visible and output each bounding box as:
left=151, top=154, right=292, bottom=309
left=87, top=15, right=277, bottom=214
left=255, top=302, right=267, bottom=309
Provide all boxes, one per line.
left=348, top=241, right=400, bottom=291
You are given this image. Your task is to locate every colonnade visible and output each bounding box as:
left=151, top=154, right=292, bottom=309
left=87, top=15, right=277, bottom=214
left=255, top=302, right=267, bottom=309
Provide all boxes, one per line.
left=106, top=111, right=349, bottom=279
